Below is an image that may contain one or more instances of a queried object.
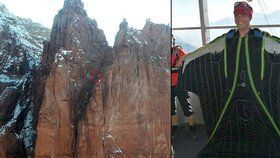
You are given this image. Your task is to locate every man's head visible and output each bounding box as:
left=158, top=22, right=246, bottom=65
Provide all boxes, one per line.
left=234, top=1, right=253, bottom=32
left=234, top=1, right=253, bottom=19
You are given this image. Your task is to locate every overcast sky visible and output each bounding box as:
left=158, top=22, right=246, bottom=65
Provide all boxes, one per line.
left=173, top=0, right=280, bottom=27
left=0, top=0, right=170, bottom=46
left=172, top=0, right=280, bottom=48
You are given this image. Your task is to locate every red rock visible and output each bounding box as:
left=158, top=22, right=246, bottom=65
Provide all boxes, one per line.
left=35, top=1, right=170, bottom=158
left=76, top=19, right=170, bottom=157
left=35, top=0, right=111, bottom=157
left=35, top=70, right=74, bottom=157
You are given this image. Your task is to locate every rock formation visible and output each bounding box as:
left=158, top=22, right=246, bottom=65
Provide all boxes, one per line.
left=75, top=19, right=170, bottom=157
left=0, top=3, right=50, bottom=158
left=34, top=0, right=111, bottom=157
left=0, top=0, right=170, bottom=157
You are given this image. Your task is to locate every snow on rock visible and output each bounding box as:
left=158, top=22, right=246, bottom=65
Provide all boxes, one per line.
left=0, top=2, right=50, bottom=70
left=0, top=2, right=50, bottom=158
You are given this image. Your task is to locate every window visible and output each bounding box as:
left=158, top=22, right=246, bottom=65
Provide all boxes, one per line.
left=172, top=0, right=280, bottom=51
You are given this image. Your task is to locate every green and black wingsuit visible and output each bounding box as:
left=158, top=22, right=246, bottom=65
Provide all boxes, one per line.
left=177, top=28, right=280, bottom=157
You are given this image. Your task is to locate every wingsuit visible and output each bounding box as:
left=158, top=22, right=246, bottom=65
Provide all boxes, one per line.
left=177, top=28, right=280, bottom=157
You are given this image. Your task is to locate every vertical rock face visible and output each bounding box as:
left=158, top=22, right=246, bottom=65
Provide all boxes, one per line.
left=0, top=3, right=50, bottom=158
left=34, top=0, right=111, bottom=157
left=76, top=19, right=170, bottom=157
left=0, top=0, right=170, bottom=157
left=110, top=19, right=170, bottom=157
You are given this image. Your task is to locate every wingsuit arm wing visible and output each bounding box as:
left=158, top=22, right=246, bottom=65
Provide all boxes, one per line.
left=176, top=35, right=225, bottom=97
left=264, top=34, right=280, bottom=55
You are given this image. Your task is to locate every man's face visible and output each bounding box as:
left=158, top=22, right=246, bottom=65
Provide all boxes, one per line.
left=234, top=13, right=251, bottom=31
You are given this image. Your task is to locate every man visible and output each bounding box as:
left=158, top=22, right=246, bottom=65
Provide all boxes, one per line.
left=171, top=35, right=197, bottom=142
left=177, top=1, right=280, bottom=157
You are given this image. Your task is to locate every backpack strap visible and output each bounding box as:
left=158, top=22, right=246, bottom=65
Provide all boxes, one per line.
left=253, top=28, right=263, bottom=38
left=226, top=29, right=236, bottom=39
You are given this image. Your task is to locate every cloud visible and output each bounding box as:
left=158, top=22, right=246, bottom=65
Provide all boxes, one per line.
left=0, top=0, right=169, bottom=46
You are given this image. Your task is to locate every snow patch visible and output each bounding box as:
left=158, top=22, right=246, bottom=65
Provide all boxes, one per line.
left=0, top=74, right=19, bottom=83
left=112, top=147, right=123, bottom=154
left=74, top=37, right=80, bottom=44
left=61, top=49, right=72, bottom=56
left=0, top=4, right=44, bottom=67
left=103, top=133, right=115, bottom=140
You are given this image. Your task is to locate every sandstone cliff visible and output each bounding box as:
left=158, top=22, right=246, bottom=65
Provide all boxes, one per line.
left=34, top=0, right=111, bottom=157
left=0, top=0, right=170, bottom=157
left=75, top=19, right=170, bottom=157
